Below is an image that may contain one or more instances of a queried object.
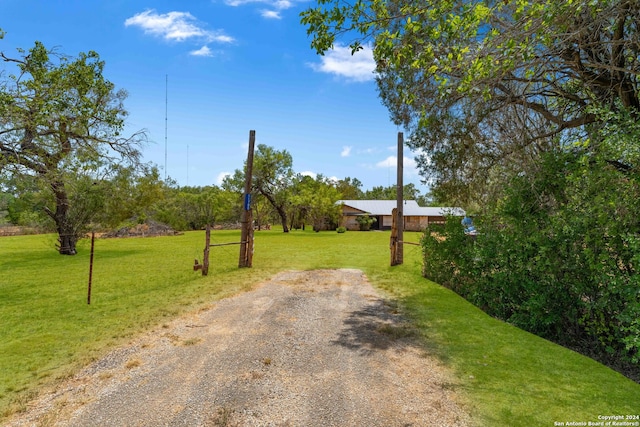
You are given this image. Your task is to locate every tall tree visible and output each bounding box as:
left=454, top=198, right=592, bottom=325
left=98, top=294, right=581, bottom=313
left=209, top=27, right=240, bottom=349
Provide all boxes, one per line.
left=97, top=164, right=164, bottom=229
left=335, top=176, right=364, bottom=199
left=301, top=2, right=640, bottom=374
left=301, top=0, right=640, bottom=203
left=290, top=174, right=342, bottom=231
left=0, top=41, right=145, bottom=254
left=363, top=183, right=423, bottom=201
left=228, top=144, right=295, bottom=232
left=253, top=145, right=295, bottom=232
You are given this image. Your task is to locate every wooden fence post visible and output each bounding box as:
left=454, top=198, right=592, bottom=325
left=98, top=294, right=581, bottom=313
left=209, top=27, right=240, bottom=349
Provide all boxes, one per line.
left=87, top=231, right=95, bottom=304
left=390, top=208, right=398, bottom=265
left=246, top=210, right=254, bottom=267
left=203, top=224, right=211, bottom=275
left=391, top=132, right=404, bottom=266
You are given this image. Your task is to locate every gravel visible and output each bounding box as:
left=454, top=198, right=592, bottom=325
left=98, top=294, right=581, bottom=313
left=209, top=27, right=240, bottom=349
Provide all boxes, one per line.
left=5, top=269, right=471, bottom=427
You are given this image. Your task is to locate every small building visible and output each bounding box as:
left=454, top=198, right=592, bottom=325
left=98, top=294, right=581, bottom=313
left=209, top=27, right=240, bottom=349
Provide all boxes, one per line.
left=338, top=200, right=465, bottom=232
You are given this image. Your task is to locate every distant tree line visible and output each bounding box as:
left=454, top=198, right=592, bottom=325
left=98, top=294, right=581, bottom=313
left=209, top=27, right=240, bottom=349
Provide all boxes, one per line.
left=1, top=149, right=430, bottom=237
left=0, top=31, right=431, bottom=253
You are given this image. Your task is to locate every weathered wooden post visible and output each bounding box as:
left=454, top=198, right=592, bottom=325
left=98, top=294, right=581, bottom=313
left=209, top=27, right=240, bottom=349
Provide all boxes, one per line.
left=87, top=231, right=95, bottom=304
left=391, top=132, right=404, bottom=266
left=390, top=208, right=398, bottom=265
left=239, top=130, right=255, bottom=268
left=202, top=224, right=211, bottom=275
left=246, top=210, right=254, bottom=266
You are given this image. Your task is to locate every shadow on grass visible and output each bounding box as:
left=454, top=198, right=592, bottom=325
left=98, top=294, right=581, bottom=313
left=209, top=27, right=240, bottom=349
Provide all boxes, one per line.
left=330, top=298, right=421, bottom=356
left=396, top=281, right=640, bottom=424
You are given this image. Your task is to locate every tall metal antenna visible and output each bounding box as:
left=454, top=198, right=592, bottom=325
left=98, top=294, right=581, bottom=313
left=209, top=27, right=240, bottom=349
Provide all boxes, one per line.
left=164, top=74, right=168, bottom=181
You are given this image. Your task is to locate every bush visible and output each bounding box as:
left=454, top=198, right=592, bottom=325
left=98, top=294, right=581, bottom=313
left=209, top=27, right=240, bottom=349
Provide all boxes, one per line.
left=423, top=150, right=640, bottom=380
left=336, top=226, right=346, bottom=233
left=355, top=214, right=376, bottom=231
left=422, top=215, right=475, bottom=293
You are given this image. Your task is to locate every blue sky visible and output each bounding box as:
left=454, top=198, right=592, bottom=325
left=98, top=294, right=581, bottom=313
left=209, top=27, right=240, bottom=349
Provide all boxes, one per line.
left=0, top=0, right=427, bottom=193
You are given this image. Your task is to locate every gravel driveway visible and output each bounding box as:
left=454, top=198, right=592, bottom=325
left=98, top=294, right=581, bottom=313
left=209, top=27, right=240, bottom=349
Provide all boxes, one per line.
left=6, top=269, right=471, bottom=427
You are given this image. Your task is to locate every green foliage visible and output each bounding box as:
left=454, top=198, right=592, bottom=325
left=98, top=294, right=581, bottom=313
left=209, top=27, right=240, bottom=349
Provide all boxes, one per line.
left=335, top=177, right=363, bottom=199
left=229, top=147, right=356, bottom=232
left=0, top=193, right=9, bottom=225
left=305, top=0, right=640, bottom=378
left=154, top=184, right=239, bottom=231
left=422, top=148, right=640, bottom=377
left=4, top=186, right=50, bottom=229
left=363, top=183, right=423, bottom=201
left=377, top=261, right=640, bottom=426
left=0, top=41, right=145, bottom=254
left=421, top=215, right=474, bottom=293
left=97, top=164, right=164, bottom=229
left=336, top=226, right=346, bottom=233
left=289, top=174, right=342, bottom=231
left=301, top=0, right=640, bottom=208
left=231, top=144, right=295, bottom=232
left=355, top=214, right=376, bottom=231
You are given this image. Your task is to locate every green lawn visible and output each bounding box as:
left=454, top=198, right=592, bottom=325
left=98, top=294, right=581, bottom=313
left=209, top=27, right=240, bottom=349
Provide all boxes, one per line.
left=1, top=229, right=638, bottom=425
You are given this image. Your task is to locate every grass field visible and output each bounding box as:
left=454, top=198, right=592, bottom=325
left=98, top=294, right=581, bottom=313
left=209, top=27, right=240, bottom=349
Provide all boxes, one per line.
left=1, top=229, right=639, bottom=426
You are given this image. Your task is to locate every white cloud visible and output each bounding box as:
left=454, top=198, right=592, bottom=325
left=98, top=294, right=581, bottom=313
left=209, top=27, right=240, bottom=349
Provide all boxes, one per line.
left=224, top=0, right=296, bottom=20
left=224, top=0, right=250, bottom=6
left=274, top=0, right=292, bottom=8
left=376, top=156, right=418, bottom=171
left=225, top=0, right=294, bottom=20
left=300, top=171, right=317, bottom=179
left=225, top=0, right=293, bottom=10
left=341, top=146, right=352, bottom=157
left=190, top=45, right=213, bottom=57
left=358, top=147, right=380, bottom=155
left=217, top=172, right=231, bottom=185
left=125, top=10, right=234, bottom=44
left=261, top=10, right=281, bottom=19
left=376, top=156, right=395, bottom=168
left=308, top=44, right=376, bottom=82
left=214, top=35, right=235, bottom=43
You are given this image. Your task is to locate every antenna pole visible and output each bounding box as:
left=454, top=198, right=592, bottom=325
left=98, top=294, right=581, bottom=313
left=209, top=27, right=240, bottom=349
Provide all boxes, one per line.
left=164, top=74, right=169, bottom=181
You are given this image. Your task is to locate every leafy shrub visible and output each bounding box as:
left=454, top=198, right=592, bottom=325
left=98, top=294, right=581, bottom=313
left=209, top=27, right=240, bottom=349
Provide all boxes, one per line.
left=422, top=215, right=475, bottom=293
left=336, top=226, right=346, bottom=233
left=423, top=150, right=640, bottom=379
left=355, top=214, right=376, bottom=231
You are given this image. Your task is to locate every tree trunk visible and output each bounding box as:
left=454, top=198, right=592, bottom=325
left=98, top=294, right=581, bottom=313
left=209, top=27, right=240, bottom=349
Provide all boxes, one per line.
left=45, top=180, right=78, bottom=255
left=260, top=190, right=289, bottom=233
left=58, top=228, right=78, bottom=255
left=276, top=205, right=289, bottom=233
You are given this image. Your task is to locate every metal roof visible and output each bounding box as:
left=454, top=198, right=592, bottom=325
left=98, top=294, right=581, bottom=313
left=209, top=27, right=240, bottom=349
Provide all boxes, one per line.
left=337, top=200, right=465, bottom=217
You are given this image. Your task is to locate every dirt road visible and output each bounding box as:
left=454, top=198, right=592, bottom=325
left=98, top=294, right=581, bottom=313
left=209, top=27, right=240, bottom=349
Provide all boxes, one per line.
left=6, top=269, right=471, bottom=427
